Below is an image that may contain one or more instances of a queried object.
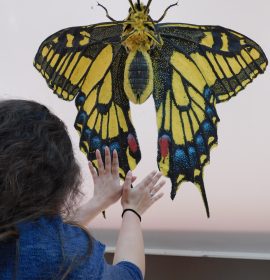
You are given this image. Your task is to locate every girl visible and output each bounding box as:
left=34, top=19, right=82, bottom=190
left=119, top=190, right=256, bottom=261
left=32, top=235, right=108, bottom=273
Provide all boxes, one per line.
left=0, top=99, right=165, bottom=279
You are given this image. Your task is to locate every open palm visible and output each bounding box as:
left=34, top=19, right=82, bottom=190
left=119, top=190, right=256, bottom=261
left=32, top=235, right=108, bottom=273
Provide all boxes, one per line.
left=88, top=147, right=136, bottom=210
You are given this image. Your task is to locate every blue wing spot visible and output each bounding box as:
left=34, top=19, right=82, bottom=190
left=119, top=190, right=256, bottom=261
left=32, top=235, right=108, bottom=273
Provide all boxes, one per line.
left=83, top=128, right=92, bottom=140
left=76, top=95, right=86, bottom=107
left=203, top=87, right=212, bottom=101
left=77, top=111, right=87, bottom=124
left=110, top=142, right=121, bottom=154
left=91, top=136, right=101, bottom=150
left=203, top=121, right=214, bottom=136
left=195, top=134, right=206, bottom=154
left=206, top=106, right=215, bottom=118
left=188, top=146, right=197, bottom=167
left=174, top=149, right=190, bottom=171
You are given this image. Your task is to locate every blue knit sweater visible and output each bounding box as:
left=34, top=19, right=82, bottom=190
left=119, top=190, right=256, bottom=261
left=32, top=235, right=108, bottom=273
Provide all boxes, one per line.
left=0, top=215, right=143, bottom=280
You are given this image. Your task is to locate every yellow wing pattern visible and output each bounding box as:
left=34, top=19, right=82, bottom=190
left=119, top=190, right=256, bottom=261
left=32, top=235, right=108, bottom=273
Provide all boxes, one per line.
left=151, top=23, right=267, bottom=216
left=34, top=16, right=268, bottom=217
left=34, top=23, right=141, bottom=175
left=158, top=24, right=268, bottom=102
left=152, top=49, right=219, bottom=217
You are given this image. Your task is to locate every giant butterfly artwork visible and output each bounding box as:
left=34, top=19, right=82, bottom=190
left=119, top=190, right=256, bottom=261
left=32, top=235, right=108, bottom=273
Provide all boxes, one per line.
left=34, top=0, right=268, bottom=217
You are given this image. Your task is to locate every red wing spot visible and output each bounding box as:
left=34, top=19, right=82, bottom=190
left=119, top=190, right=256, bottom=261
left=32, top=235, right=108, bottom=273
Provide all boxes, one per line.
left=159, top=135, right=171, bottom=158
left=128, top=134, right=138, bottom=153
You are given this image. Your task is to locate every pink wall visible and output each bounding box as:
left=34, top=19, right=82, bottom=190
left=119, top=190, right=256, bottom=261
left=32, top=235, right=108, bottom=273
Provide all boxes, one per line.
left=1, top=0, right=269, bottom=257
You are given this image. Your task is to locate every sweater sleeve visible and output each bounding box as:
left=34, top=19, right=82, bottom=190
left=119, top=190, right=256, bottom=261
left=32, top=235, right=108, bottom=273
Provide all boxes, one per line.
left=61, top=224, right=143, bottom=280
left=102, top=260, right=144, bottom=280
left=66, top=237, right=144, bottom=280
left=8, top=216, right=144, bottom=280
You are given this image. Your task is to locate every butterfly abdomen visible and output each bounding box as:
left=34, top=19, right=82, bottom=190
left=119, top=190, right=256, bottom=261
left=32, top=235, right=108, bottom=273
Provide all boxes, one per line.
left=129, top=51, right=148, bottom=91
left=124, top=50, right=153, bottom=104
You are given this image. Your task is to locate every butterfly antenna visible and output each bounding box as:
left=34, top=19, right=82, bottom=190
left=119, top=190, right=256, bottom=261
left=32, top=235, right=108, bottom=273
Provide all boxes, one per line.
left=145, top=0, right=153, bottom=13
left=156, top=1, right=179, bottom=23
left=128, top=0, right=136, bottom=11
left=97, top=2, right=117, bottom=21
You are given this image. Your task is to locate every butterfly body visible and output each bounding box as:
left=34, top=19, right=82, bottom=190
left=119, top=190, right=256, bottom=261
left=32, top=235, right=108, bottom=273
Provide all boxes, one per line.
left=34, top=0, right=268, bottom=217
left=121, top=2, right=162, bottom=104
left=124, top=50, right=153, bottom=104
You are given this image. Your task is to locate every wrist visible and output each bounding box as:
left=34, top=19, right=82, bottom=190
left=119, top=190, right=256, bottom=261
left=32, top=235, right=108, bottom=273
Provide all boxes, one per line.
left=122, top=208, right=142, bottom=222
left=122, top=204, right=142, bottom=216
left=72, top=197, right=106, bottom=227
left=92, top=195, right=112, bottom=211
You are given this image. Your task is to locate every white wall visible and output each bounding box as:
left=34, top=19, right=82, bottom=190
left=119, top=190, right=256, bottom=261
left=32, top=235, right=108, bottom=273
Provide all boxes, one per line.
left=1, top=0, right=269, bottom=258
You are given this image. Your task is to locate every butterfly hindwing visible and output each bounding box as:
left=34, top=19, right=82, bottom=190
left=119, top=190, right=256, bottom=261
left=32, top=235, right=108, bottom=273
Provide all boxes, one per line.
left=34, top=23, right=141, bottom=177
left=151, top=41, right=219, bottom=216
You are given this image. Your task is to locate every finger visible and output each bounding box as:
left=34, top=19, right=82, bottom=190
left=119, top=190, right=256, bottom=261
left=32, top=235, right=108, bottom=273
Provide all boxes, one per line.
left=88, top=161, right=98, bottom=180
left=123, top=171, right=132, bottom=193
left=131, top=176, right=137, bottom=183
left=140, top=170, right=157, bottom=189
left=150, top=180, right=166, bottom=195
left=148, top=172, right=162, bottom=189
left=104, top=146, right=111, bottom=173
left=150, top=192, right=164, bottom=205
left=96, top=149, right=104, bottom=174
left=112, top=149, right=119, bottom=177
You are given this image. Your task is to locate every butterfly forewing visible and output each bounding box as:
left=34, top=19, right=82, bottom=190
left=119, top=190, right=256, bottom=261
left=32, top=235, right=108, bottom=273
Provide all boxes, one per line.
left=157, top=23, right=268, bottom=102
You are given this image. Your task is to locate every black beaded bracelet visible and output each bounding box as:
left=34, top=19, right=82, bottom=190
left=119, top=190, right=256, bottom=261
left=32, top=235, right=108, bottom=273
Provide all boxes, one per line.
left=121, top=209, right=141, bottom=222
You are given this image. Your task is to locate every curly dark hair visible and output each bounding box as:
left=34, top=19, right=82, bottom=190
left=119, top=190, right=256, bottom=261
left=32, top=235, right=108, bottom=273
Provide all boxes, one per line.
left=0, top=99, right=92, bottom=279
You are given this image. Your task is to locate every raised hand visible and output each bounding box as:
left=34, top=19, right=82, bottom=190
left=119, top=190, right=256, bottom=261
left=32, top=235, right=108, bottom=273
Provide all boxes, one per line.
left=88, top=146, right=136, bottom=210
left=121, top=170, right=165, bottom=216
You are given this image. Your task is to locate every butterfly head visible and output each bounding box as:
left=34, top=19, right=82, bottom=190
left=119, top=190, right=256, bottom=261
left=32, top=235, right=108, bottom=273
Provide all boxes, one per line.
left=123, top=0, right=162, bottom=52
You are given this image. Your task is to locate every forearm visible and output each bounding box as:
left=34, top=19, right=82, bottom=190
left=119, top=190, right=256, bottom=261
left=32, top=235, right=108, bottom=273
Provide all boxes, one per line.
left=72, top=197, right=105, bottom=227
left=113, top=211, right=145, bottom=277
